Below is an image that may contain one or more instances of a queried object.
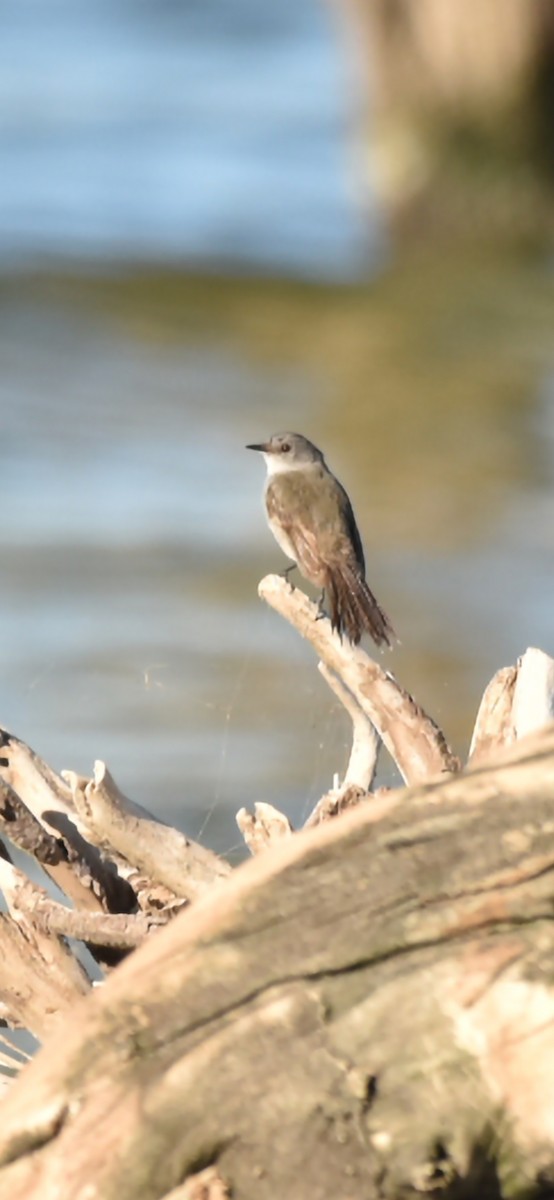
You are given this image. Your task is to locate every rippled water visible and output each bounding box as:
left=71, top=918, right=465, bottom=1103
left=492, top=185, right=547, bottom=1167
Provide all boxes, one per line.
left=0, top=5, right=552, bottom=860
left=0, top=0, right=376, bottom=276
left=1, top=261, right=552, bottom=858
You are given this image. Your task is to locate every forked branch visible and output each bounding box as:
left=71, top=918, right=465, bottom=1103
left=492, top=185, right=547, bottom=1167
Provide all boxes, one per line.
left=258, top=574, right=459, bottom=784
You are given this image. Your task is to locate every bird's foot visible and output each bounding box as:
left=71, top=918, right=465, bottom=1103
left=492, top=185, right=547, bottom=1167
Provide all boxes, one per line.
left=315, top=589, right=327, bottom=621
left=281, top=564, right=297, bottom=588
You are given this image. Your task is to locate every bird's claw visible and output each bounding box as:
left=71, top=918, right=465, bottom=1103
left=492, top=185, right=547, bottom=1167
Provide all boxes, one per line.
left=281, top=564, right=297, bottom=588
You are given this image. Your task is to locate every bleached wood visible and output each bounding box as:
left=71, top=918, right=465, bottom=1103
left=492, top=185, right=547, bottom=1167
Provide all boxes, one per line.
left=468, top=664, right=518, bottom=765
left=67, top=761, right=231, bottom=901
left=0, top=861, right=91, bottom=1036
left=4, top=619, right=554, bottom=1193
left=259, top=575, right=459, bottom=783
left=163, top=1168, right=230, bottom=1200
left=236, top=803, right=293, bottom=855
left=237, top=659, right=379, bottom=848
left=304, top=781, right=367, bottom=827
left=318, top=660, right=380, bottom=790
left=0, top=858, right=162, bottom=950
left=0, top=778, right=63, bottom=867
left=0, top=730, right=134, bottom=914
left=512, top=647, right=554, bottom=739
left=469, top=649, right=554, bottom=767
left=3, top=727, right=554, bottom=1197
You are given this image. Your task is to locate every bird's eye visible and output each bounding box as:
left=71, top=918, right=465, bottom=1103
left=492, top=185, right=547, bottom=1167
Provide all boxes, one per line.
left=281, top=442, right=290, bottom=453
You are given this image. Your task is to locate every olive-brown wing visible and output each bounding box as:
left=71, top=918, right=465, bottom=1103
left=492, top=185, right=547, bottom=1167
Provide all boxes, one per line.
left=265, top=476, right=328, bottom=586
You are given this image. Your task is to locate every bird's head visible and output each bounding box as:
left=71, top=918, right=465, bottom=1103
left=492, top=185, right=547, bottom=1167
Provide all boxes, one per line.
left=246, top=432, right=324, bottom=472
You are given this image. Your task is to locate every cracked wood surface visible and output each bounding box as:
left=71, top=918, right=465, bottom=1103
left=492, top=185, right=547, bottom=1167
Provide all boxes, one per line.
left=1, top=727, right=554, bottom=1198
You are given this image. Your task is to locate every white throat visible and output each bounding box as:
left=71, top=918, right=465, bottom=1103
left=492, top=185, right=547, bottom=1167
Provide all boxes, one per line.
left=263, top=454, right=318, bottom=476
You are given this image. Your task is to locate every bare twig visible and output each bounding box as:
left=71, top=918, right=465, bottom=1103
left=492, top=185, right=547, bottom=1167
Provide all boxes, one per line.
left=0, top=858, right=164, bottom=949
left=18, top=898, right=162, bottom=951
left=259, top=575, right=459, bottom=783
left=66, top=761, right=231, bottom=902
left=318, top=661, right=380, bottom=790
left=236, top=803, right=293, bottom=855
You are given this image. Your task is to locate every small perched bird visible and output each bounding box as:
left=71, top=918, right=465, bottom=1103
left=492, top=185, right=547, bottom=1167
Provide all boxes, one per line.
left=246, top=432, right=395, bottom=647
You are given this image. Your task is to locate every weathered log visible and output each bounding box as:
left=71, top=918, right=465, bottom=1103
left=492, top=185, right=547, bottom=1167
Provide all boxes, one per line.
left=1, top=726, right=554, bottom=1198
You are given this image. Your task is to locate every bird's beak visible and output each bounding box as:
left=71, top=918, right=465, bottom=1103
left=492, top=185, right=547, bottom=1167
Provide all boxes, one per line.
left=246, top=442, right=270, bottom=452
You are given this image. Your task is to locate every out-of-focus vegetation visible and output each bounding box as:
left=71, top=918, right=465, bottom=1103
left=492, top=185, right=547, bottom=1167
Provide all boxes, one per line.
left=360, top=0, right=554, bottom=238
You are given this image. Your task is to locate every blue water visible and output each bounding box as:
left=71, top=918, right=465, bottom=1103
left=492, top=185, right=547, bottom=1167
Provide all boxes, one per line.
left=1, top=280, right=553, bottom=863
left=0, top=0, right=379, bottom=276
left=0, top=290, right=328, bottom=855
left=0, top=3, right=553, bottom=871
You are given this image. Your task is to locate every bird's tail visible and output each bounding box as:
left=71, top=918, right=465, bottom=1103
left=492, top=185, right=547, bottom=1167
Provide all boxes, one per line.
left=325, top=563, right=395, bottom=648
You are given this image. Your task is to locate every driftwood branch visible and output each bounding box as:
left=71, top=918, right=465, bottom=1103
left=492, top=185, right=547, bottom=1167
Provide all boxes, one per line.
left=2, top=727, right=554, bottom=1198
left=0, top=859, right=160, bottom=951
left=318, top=660, right=380, bottom=790
left=0, top=726, right=231, bottom=913
left=0, top=860, right=91, bottom=1037
left=236, top=651, right=381, bottom=847
left=0, top=778, right=63, bottom=867
left=258, top=574, right=459, bottom=784
left=0, top=730, right=135, bottom=914
left=66, top=761, right=231, bottom=901
left=512, top=646, right=554, bottom=738
left=469, top=647, right=554, bottom=765
left=468, top=665, right=517, bottom=765
left=236, top=803, right=293, bottom=855
left=1, top=565, right=554, bottom=1198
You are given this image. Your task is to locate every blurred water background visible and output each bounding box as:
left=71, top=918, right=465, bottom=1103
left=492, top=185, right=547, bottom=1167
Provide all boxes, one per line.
left=1, top=0, right=553, bottom=858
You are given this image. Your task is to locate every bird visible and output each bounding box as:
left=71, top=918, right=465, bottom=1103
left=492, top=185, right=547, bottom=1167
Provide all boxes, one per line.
left=246, top=432, right=395, bottom=647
